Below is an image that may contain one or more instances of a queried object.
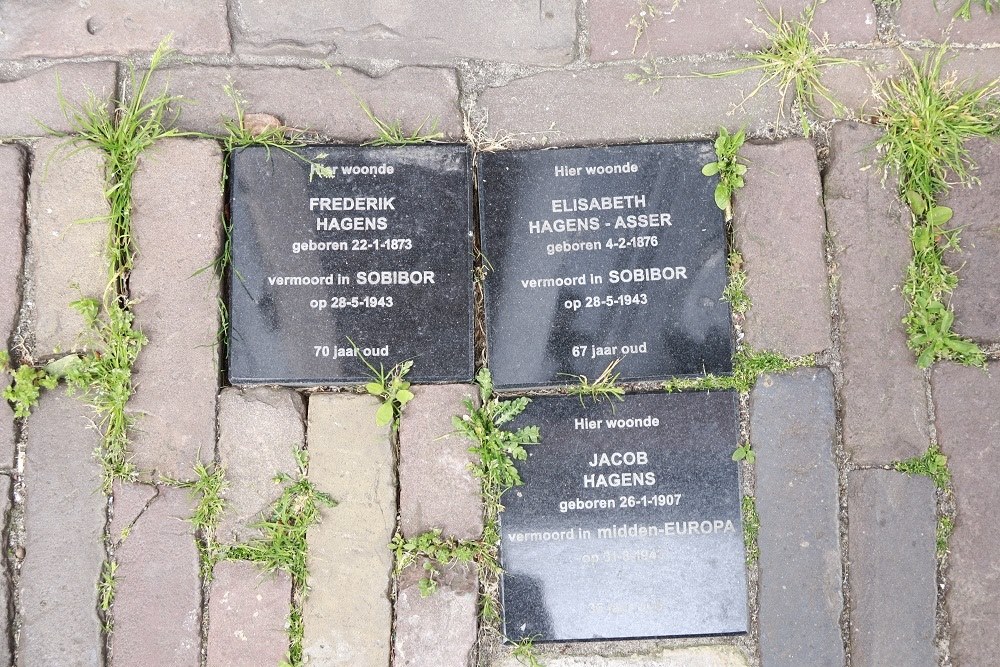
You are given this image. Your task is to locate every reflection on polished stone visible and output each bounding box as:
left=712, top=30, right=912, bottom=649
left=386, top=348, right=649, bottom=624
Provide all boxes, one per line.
left=500, top=392, right=748, bottom=641
left=478, top=143, right=732, bottom=389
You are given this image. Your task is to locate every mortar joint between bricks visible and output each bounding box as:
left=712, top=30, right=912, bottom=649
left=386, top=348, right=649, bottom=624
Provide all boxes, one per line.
left=573, top=0, right=591, bottom=65
left=921, top=364, right=957, bottom=666
left=815, top=145, right=855, bottom=667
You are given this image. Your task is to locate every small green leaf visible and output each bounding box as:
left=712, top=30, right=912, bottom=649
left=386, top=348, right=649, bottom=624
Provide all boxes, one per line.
left=375, top=400, right=394, bottom=427
left=917, top=345, right=937, bottom=368
left=702, top=162, right=720, bottom=176
left=396, top=388, right=415, bottom=404
left=927, top=206, right=953, bottom=226
left=44, top=355, right=81, bottom=378
left=365, top=381, right=384, bottom=396
left=906, top=190, right=927, bottom=216
left=714, top=183, right=730, bottom=211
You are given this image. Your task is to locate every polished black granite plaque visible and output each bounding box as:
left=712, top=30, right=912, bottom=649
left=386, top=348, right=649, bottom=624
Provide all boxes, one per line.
left=500, top=392, right=747, bottom=641
left=478, top=143, right=732, bottom=389
left=228, top=145, right=473, bottom=384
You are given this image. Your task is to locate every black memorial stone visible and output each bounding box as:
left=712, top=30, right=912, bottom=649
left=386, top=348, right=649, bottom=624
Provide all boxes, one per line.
left=500, top=391, right=747, bottom=641
left=228, top=145, right=474, bottom=384
left=478, top=143, right=733, bottom=389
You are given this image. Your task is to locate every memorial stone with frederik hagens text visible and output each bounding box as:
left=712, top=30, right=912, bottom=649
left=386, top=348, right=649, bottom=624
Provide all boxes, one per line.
left=228, top=145, right=474, bottom=384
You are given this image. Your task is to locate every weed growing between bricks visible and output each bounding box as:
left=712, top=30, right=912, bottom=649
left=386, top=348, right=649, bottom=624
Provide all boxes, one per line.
left=0, top=352, right=56, bottom=418
left=175, top=450, right=336, bottom=666
left=390, top=368, right=542, bottom=664
left=875, top=46, right=997, bottom=368
left=894, top=445, right=957, bottom=556
left=562, top=358, right=626, bottom=406
left=48, top=38, right=191, bottom=490
left=662, top=347, right=815, bottom=397
left=703, top=127, right=749, bottom=222
left=167, top=462, right=228, bottom=578
left=225, top=453, right=335, bottom=666
left=42, top=37, right=208, bottom=656
left=694, top=1, right=859, bottom=135
left=353, top=343, right=415, bottom=430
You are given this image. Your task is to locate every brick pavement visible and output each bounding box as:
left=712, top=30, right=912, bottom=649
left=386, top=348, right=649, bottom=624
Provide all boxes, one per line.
left=0, top=3, right=997, bottom=666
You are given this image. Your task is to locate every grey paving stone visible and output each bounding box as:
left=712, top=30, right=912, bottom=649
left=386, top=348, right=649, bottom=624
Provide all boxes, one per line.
left=0, top=145, right=25, bottom=343
left=28, top=139, right=110, bottom=357
left=399, top=384, right=482, bottom=541
left=824, top=122, right=930, bottom=465
left=393, top=560, right=477, bottom=667
left=19, top=391, right=104, bottom=667
left=208, top=560, right=291, bottom=667
left=899, top=1, right=1000, bottom=43
left=0, top=475, right=11, bottom=664
left=150, top=65, right=462, bottom=140
left=232, top=0, right=575, bottom=64
left=0, top=1, right=229, bottom=58
left=847, top=469, right=937, bottom=667
left=493, top=646, right=750, bottom=667
left=479, top=62, right=788, bottom=146
left=303, top=393, right=394, bottom=666
left=111, top=485, right=201, bottom=666
left=946, top=48, right=1000, bottom=88
left=931, top=362, right=1000, bottom=667
left=750, top=368, right=843, bottom=667
left=110, top=481, right=157, bottom=543
left=938, top=138, right=1000, bottom=343
left=217, top=387, right=303, bottom=543
left=589, top=0, right=875, bottom=61
left=0, top=62, right=117, bottom=137
left=128, top=139, right=222, bottom=479
left=734, top=141, right=831, bottom=357
left=818, top=49, right=902, bottom=119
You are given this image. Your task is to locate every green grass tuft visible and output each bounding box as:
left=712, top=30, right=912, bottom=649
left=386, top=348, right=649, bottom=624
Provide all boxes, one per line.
left=663, top=346, right=814, bottom=395
left=876, top=46, right=996, bottom=368
left=225, top=450, right=335, bottom=666
left=952, top=0, right=999, bottom=19
left=170, top=462, right=228, bottom=578
left=98, top=560, right=118, bottom=611
left=63, top=297, right=147, bottom=492
left=563, top=359, right=626, bottom=406
left=55, top=38, right=189, bottom=288
left=512, top=637, right=544, bottom=666
left=227, top=460, right=335, bottom=583
left=699, top=1, right=858, bottom=134
left=359, top=99, right=444, bottom=147
left=876, top=47, right=999, bottom=217
left=894, top=444, right=951, bottom=489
